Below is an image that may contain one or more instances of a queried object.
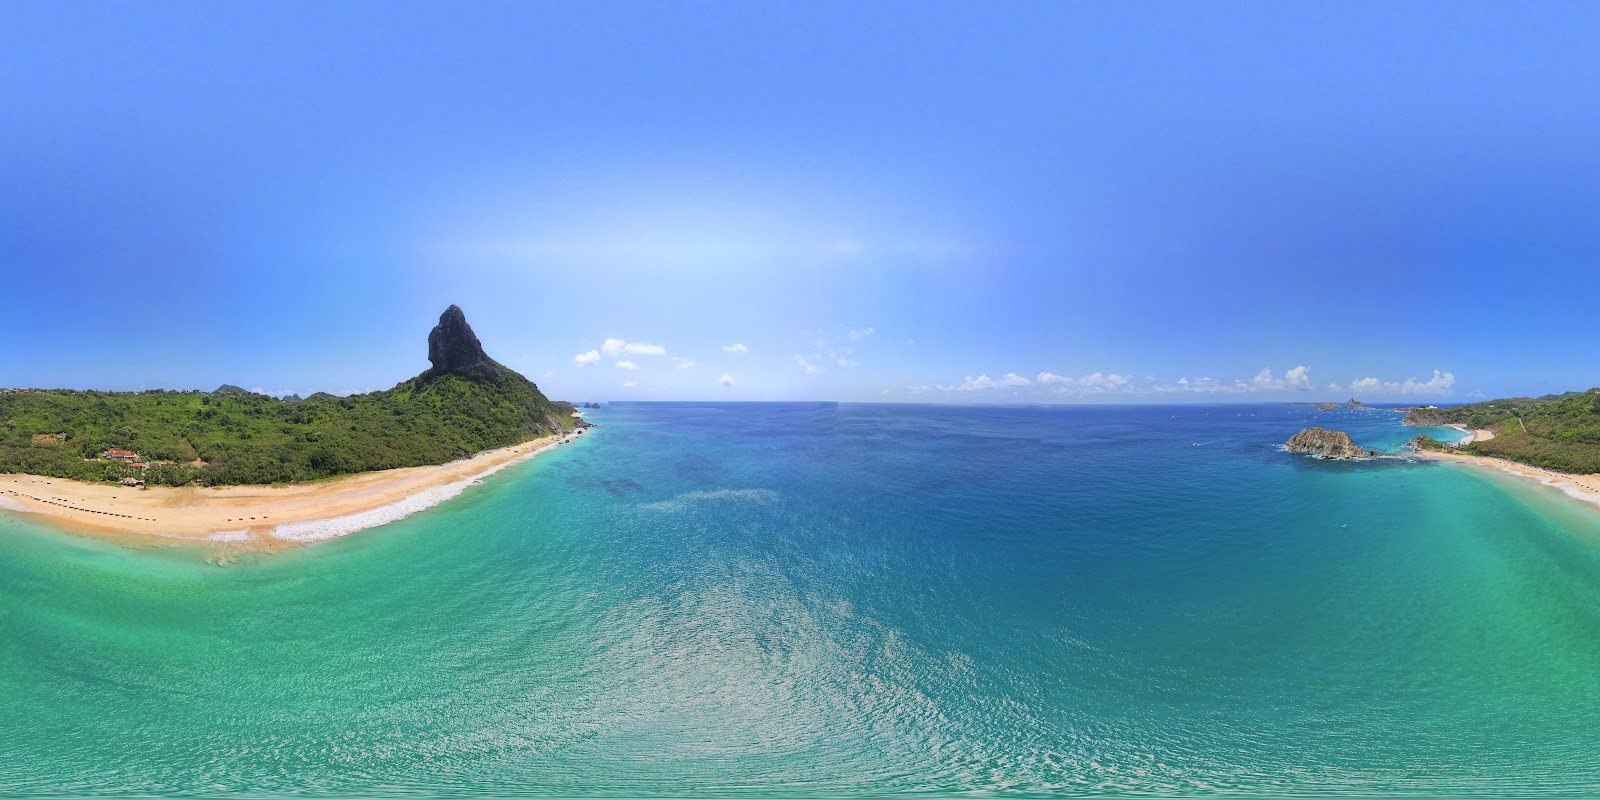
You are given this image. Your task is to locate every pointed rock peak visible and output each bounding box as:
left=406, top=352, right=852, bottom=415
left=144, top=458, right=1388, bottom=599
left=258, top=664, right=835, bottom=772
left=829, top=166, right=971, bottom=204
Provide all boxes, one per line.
left=424, top=305, right=500, bottom=382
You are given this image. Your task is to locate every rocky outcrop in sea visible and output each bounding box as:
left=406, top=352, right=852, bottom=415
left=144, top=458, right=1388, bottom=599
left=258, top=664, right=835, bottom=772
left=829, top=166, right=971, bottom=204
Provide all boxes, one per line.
left=1285, top=427, right=1376, bottom=460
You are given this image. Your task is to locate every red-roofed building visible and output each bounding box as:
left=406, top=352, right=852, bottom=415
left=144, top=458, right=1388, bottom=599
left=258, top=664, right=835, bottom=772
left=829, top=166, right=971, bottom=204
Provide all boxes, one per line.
left=103, top=449, right=140, bottom=461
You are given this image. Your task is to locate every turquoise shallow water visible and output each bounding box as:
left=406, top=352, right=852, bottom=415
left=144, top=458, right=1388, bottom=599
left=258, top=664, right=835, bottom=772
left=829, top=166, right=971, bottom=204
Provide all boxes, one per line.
left=4, top=403, right=1600, bottom=797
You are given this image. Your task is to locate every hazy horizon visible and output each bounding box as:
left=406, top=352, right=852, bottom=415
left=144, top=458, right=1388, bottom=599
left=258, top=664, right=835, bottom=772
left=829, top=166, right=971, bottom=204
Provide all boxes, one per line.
left=6, top=3, right=1599, bottom=403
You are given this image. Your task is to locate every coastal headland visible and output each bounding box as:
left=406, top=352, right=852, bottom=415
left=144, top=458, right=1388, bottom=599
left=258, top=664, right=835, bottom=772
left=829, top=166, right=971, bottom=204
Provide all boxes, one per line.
left=1393, top=389, right=1600, bottom=510
left=0, top=306, right=594, bottom=551
left=1284, top=398, right=1600, bottom=512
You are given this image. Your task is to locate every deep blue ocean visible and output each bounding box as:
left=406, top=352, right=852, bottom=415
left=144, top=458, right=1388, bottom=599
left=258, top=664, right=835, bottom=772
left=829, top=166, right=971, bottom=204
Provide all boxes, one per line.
left=5, top=402, right=1600, bottom=797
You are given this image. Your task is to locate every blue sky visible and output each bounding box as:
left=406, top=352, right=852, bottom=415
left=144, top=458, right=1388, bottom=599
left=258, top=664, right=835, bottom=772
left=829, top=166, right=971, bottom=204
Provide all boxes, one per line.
left=4, top=3, right=1599, bottom=403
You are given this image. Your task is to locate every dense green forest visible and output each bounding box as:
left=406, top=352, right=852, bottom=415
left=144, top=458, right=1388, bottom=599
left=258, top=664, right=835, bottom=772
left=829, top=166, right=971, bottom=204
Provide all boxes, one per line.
left=1415, top=390, right=1600, bottom=473
left=0, top=371, right=576, bottom=483
left=0, top=306, right=582, bottom=486
left=0, top=375, right=578, bottom=486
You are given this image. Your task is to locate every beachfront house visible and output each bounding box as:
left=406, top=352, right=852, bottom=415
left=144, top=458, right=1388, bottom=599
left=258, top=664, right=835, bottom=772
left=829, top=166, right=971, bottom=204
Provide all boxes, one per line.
left=102, top=449, right=140, bottom=462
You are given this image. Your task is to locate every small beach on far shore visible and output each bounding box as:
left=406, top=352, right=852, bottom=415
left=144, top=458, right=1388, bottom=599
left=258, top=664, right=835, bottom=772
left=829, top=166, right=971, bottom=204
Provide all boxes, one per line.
left=1446, top=424, right=1497, bottom=445
left=0, top=428, right=588, bottom=551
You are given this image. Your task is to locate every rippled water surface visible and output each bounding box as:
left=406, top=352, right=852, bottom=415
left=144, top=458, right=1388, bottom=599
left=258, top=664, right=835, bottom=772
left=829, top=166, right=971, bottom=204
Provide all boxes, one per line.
left=5, top=402, right=1600, bottom=797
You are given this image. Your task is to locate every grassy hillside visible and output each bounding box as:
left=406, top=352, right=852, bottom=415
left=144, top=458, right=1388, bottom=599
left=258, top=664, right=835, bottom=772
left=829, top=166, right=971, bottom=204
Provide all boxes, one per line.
left=1419, top=390, right=1600, bottom=473
left=0, top=367, right=578, bottom=486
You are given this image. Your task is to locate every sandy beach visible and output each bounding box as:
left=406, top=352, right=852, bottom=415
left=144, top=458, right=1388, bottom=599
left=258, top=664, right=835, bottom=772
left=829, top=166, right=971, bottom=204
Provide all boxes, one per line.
left=1420, top=430, right=1600, bottom=511
left=1447, top=424, right=1497, bottom=444
left=0, top=428, right=588, bottom=551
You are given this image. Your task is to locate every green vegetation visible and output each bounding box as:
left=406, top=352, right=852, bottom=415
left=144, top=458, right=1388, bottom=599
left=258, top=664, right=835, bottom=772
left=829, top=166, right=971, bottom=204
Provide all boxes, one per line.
left=1408, top=434, right=1449, bottom=453
left=0, top=305, right=585, bottom=486
left=1418, top=390, right=1600, bottom=473
left=0, top=373, right=578, bottom=487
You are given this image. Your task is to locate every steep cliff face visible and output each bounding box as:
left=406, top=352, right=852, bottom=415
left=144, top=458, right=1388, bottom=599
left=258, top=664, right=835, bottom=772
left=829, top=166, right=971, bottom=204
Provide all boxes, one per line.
left=1345, top=398, right=1365, bottom=409
left=404, top=305, right=577, bottom=439
left=421, top=305, right=503, bottom=384
left=1285, top=427, right=1375, bottom=460
left=1401, top=407, right=1448, bottom=426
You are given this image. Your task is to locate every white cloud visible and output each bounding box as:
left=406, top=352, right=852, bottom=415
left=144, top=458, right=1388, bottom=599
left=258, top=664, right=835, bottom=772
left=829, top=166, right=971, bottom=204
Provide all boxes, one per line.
left=622, top=380, right=640, bottom=387
left=719, top=374, right=735, bottom=386
left=601, top=338, right=666, bottom=357
left=937, top=373, right=1031, bottom=391
left=1151, top=366, right=1311, bottom=394
left=794, top=355, right=820, bottom=373
left=836, top=358, right=858, bottom=367
left=674, top=358, right=698, bottom=369
left=1146, top=365, right=1452, bottom=397
left=572, top=350, right=601, bottom=366
left=543, top=371, right=554, bottom=378
left=1406, top=370, right=1456, bottom=394
left=1038, top=371, right=1134, bottom=394
left=847, top=327, right=876, bottom=340
left=1341, top=370, right=1456, bottom=396
left=1250, top=368, right=1280, bottom=390
left=722, top=343, right=749, bottom=353
left=1248, top=366, right=1312, bottom=392
left=905, top=339, right=916, bottom=345
left=615, top=360, right=639, bottom=370
left=939, top=375, right=994, bottom=391
left=1247, top=367, right=1312, bottom=392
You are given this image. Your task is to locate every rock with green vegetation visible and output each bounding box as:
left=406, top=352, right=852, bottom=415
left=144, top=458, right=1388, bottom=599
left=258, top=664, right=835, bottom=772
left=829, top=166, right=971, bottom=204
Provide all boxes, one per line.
left=1401, top=407, right=1447, bottom=426
left=1285, top=427, right=1375, bottom=460
left=0, top=306, right=583, bottom=486
left=1406, top=389, right=1600, bottom=474
left=1344, top=398, right=1365, bottom=409
left=1406, top=435, right=1449, bottom=452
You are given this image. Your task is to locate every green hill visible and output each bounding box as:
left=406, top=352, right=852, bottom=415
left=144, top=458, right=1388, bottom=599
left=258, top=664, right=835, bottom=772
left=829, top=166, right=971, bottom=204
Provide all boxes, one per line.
left=0, top=306, right=580, bottom=486
left=1405, top=389, right=1600, bottom=473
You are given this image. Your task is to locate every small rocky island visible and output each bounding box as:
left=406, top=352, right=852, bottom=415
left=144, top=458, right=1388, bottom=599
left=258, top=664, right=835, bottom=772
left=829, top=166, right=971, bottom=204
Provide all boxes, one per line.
left=1345, top=398, right=1365, bottom=409
left=1285, top=427, right=1377, bottom=460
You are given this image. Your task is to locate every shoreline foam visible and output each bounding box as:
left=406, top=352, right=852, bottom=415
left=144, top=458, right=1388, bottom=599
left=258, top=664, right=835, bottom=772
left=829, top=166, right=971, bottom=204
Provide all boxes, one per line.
left=1419, top=435, right=1600, bottom=511
left=270, top=435, right=570, bottom=542
left=0, top=428, right=588, bottom=548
